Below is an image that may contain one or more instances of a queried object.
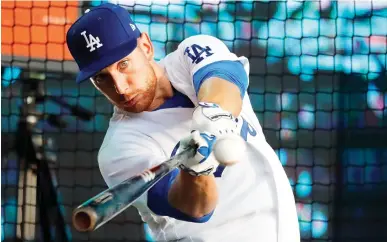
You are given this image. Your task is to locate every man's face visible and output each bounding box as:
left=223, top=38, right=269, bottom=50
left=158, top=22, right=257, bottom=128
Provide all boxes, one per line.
left=90, top=47, right=157, bottom=113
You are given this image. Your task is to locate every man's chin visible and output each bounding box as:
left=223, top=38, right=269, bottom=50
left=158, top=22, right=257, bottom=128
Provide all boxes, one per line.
left=122, top=107, right=143, bottom=113
left=120, top=101, right=152, bottom=113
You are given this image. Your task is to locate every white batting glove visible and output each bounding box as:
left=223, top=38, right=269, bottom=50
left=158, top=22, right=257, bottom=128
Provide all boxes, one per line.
left=177, top=102, right=239, bottom=176
left=178, top=131, right=219, bottom=176
left=191, top=102, right=238, bottom=136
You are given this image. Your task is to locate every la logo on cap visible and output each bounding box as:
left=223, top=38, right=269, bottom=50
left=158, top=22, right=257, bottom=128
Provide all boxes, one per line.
left=81, top=30, right=103, bottom=52
left=130, top=23, right=136, bottom=31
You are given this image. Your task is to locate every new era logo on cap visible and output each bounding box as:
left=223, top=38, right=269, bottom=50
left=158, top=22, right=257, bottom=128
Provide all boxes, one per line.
left=66, top=3, right=141, bottom=83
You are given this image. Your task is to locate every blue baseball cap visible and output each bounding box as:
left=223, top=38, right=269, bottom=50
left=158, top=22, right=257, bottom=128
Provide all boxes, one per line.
left=66, top=3, right=141, bottom=83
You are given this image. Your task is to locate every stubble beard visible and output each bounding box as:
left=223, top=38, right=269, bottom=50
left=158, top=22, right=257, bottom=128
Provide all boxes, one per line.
left=123, top=66, right=157, bottom=113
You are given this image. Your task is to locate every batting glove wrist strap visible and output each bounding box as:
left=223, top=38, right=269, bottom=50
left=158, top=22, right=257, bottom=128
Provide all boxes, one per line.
left=191, top=102, right=238, bottom=136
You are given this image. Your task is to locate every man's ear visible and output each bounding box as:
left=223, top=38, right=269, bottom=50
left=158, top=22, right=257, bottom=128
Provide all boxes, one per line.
left=137, top=32, right=154, bottom=60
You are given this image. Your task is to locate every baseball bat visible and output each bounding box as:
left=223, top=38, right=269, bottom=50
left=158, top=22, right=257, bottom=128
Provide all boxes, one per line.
left=72, top=144, right=196, bottom=232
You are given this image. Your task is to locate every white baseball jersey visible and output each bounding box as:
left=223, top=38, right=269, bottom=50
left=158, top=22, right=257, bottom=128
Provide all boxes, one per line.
left=98, top=35, right=300, bottom=242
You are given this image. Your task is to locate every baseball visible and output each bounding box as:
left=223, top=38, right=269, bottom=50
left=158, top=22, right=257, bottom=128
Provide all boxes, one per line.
left=213, top=134, right=246, bottom=166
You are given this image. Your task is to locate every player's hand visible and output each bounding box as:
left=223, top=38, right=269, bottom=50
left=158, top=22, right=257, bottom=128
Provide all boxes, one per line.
left=178, top=102, right=240, bottom=176
left=178, top=130, right=219, bottom=176
left=191, top=102, right=238, bottom=137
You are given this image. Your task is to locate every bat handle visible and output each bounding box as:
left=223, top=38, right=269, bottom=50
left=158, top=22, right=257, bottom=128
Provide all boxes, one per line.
left=72, top=207, right=98, bottom=232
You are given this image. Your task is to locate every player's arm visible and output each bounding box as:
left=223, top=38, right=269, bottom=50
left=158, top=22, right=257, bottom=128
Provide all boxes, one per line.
left=150, top=86, right=246, bottom=222
left=167, top=81, right=246, bottom=220
left=167, top=36, right=249, bottom=220
left=198, top=76, right=243, bottom=116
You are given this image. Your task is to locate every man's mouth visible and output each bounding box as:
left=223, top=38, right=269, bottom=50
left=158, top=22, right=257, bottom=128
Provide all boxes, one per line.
left=123, top=94, right=141, bottom=107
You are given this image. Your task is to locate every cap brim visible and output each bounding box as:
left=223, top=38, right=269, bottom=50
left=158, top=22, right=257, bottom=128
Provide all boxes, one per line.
left=75, top=41, right=137, bottom=83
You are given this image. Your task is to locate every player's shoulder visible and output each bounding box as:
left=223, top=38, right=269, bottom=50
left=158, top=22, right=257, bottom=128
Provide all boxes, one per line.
left=179, top=34, right=225, bottom=45
left=98, top=112, right=160, bottom=162
left=162, top=34, right=231, bottom=66
left=97, top=112, right=168, bottom=188
left=177, top=34, right=230, bottom=52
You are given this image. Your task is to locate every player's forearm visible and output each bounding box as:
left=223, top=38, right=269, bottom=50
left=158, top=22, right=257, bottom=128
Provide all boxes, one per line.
left=166, top=78, right=243, bottom=219
left=197, top=77, right=243, bottom=117
left=168, top=171, right=218, bottom=218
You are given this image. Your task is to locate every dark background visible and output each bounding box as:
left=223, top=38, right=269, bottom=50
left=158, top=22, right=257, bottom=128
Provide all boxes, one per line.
left=2, top=1, right=387, bottom=241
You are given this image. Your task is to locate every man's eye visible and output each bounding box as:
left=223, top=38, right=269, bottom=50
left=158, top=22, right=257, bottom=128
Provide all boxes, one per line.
left=119, top=60, right=129, bottom=70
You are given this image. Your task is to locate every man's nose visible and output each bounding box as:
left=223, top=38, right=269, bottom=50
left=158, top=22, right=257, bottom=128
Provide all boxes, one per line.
left=112, top=73, right=130, bottom=94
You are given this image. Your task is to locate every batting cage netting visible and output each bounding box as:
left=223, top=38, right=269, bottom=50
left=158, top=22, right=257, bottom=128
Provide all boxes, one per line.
left=1, top=1, right=387, bottom=242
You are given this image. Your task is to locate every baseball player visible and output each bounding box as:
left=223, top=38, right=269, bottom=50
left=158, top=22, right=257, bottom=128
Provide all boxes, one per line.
left=66, top=3, right=300, bottom=242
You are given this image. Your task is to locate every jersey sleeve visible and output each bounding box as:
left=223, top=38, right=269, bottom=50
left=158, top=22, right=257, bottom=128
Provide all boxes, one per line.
left=177, top=34, right=250, bottom=97
left=178, top=35, right=242, bottom=75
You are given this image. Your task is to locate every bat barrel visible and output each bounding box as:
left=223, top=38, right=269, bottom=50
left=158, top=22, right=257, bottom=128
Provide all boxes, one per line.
left=72, top=207, right=98, bottom=232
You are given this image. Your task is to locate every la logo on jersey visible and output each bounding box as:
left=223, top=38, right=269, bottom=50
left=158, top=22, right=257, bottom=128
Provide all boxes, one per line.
left=81, top=30, right=103, bottom=52
left=184, top=44, right=214, bottom=64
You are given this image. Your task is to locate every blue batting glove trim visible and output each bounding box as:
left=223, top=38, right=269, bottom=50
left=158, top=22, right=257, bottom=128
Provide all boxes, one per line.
left=200, top=133, right=216, bottom=144
left=197, top=133, right=216, bottom=163
left=147, top=168, right=215, bottom=223
left=193, top=60, right=248, bottom=98
left=197, top=146, right=210, bottom=162
left=198, top=102, right=219, bottom=108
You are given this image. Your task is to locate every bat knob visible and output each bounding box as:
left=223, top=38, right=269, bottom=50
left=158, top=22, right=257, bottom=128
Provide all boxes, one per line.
left=72, top=207, right=98, bottom=232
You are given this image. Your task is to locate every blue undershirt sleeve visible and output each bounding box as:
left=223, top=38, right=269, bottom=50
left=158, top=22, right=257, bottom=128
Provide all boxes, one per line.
left=192, top=60, right=248, bottom=98
left=147, top=168, right=214, bottom=223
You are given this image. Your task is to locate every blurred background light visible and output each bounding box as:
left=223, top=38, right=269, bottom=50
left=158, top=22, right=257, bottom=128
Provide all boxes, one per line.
left=312, top=210, right=328, bottom=238
left=296, top=171, right=313, bottom=198
left=2, top=66, right=21, bottom=87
